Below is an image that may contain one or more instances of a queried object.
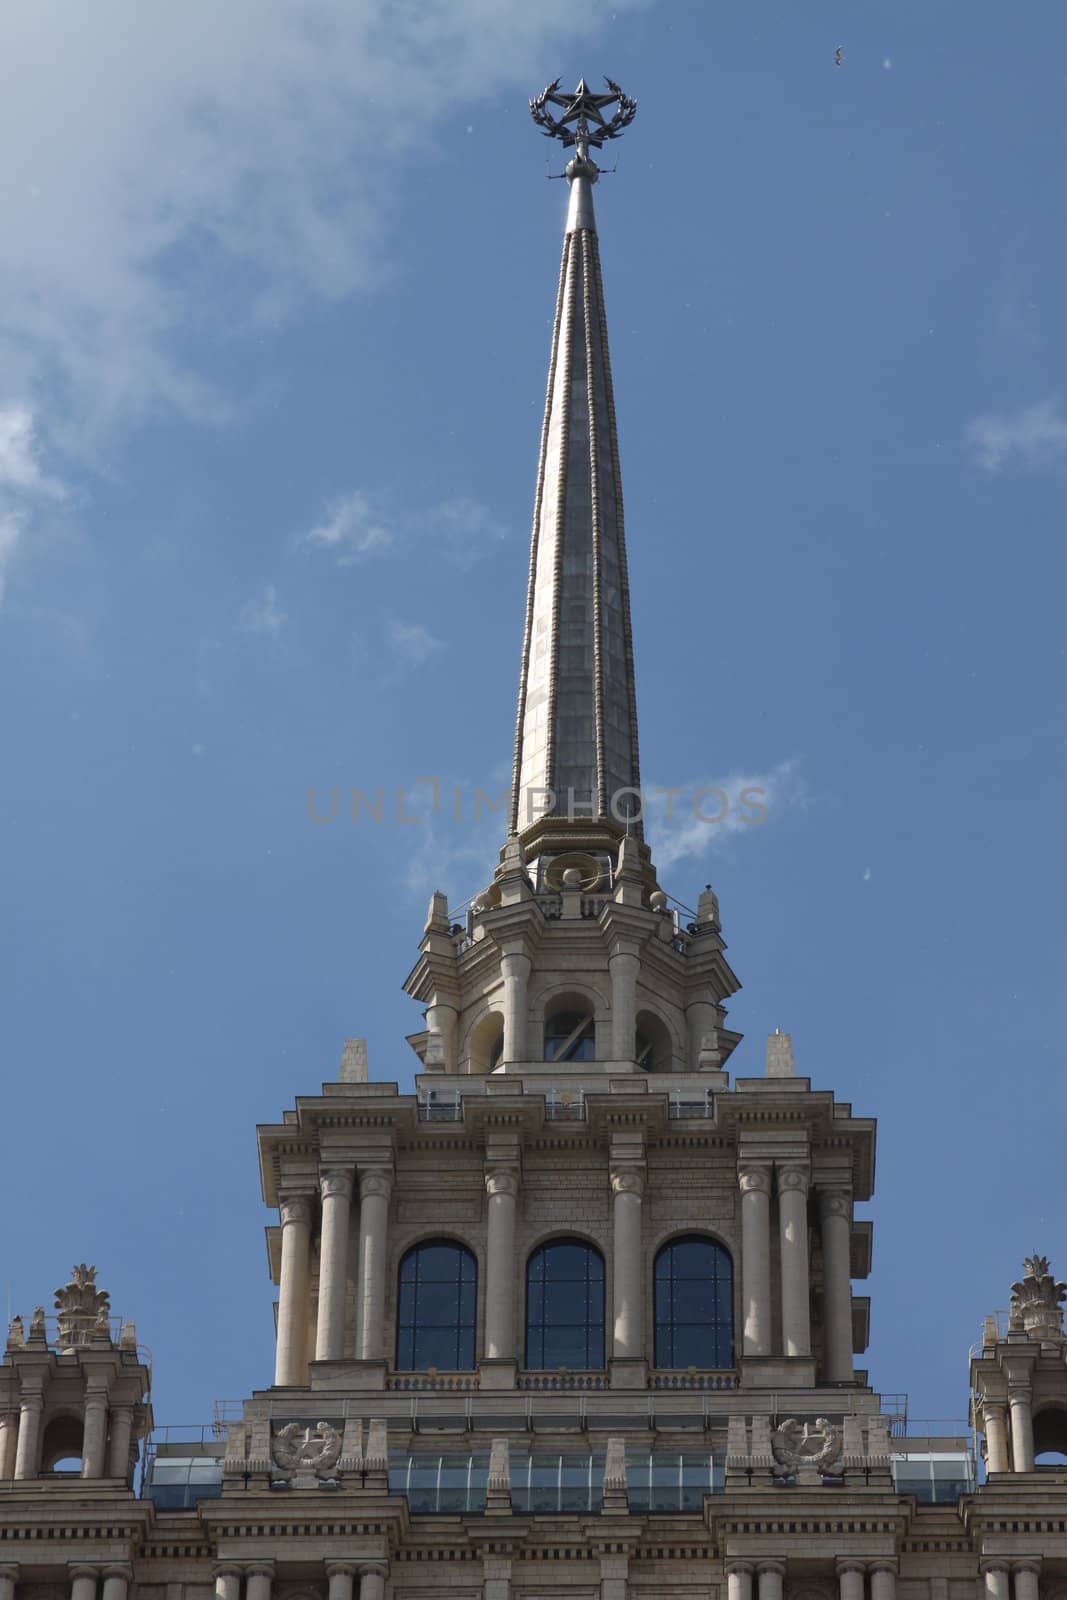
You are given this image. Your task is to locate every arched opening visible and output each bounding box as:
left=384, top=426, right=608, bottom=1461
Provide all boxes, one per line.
left=543, top=993, right=596, bottom=1062
left=467, top=1010, right=505, bottom=1075
left=635, top=1008, right=673, bottom=1072
left=396, top=1238, right=477, bottom=1371
left=653, top=1235, right=734, bottom=1369
left=40, top=1415, right=84, bottom=1474
left=525, top=1238, right=605, bottom=1370
left=1034, top=1405, right=1067, bottom=1466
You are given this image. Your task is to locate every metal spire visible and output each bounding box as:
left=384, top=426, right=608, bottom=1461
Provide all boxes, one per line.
left=510, top=78, right=641, bottom=842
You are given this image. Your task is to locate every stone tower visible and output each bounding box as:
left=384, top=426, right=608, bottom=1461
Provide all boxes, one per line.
left=2, top=75, right=1065, bottom=1600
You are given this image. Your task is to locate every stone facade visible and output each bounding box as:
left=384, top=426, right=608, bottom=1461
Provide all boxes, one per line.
left=3, top=76, right=1066, bottom=1600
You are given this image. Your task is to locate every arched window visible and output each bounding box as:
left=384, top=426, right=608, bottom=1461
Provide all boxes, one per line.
left=654, top=1236, right=733, bottom=1369
left=543, top=1005, right=596, bottom=1062
left=396, top=1240, right=477, bottom=1371
left=526, top=1239, right=605, bottom=1370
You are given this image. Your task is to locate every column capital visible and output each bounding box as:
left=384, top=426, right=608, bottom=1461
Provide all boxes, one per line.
left=777, top=1163, right=810, bottom=1194
left=979, top=1561, right=1010, bottom=1576
left=868, top=1560, right=898, bottom=1574
left=485, top=1166, right=520, bottom=1199
left=724, top=1562, right=754, bottom=1576
left=320, top=1167, right=354, bottom=1201
left=610, top=1168, right=645, bottom=1198
left=100, top=1568, right=134, bottom=1583
left=0, top=1568, right=20, bottom=1583
left=356, top=1564, right=389, bottom=1579
left=755, top=1560, right=787, bottom=1575
left=835, top=1558, right=866, bottom=1574
left=18, top=1390, right=45, bottom=1411
left=279, top=1193, right=314, bottom=1227
left=1011, top=1560, right=1042, bottom=1575
left=738, top=1163, right=772, bottom=1196
left=358, top=1167, right=394, bottom=1202
left=67, top=1567, right=99, bottom=1580
left=244, top=1564, right=276, bottom=1579
left=213, top=1567, right=244, bottom=1582
left=324, top=1563, right=360, bottom=1579
left=817, top=1184, right=852, bottom=1218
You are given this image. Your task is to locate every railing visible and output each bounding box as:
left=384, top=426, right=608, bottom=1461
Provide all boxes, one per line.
left=650, top=1370, right=738, bottom=1391
left=544, top=1090, right=586, bottom=1121
left=417, top=1095, right=463, bottom=1122
left=386, top=1372, right=480, bottom=1392
left=518, top=1371, right=609, bottom=1391
left=667, top=1092, right=715, bottom=1119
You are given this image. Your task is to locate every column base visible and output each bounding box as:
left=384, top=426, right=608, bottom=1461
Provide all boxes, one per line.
left=305, top=1358, right=387, bottom=1391
left=739, top=1355, right=817, bottom=1389
left=609, top=1357, right=648, bottom=1390
left=478, top=1358, right=518, bottom=1391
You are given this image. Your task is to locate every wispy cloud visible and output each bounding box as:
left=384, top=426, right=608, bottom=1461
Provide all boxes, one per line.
left=420, top=495, right=508, bottom=566
left=237, top=583, right=287, bottom=637
left=389, top=619, right=443, bottom=668
left=965, top=399, right=1067, bottom=474
left=0, top=403, right=66, bottom=603
left=645, top=759, right=807, bottom=871
left=301, top=489, right=393, bottom=563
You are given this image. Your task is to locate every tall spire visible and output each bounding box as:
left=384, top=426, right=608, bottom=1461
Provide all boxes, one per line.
left=510, top=80, right=641, bottom=848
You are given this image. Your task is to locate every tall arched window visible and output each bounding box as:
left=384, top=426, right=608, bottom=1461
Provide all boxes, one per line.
left=654, top=1236, right=733, bottom=1369
left=526, top=1239, right=605, bottom=1370
left=396, top=1240, right=477, bottom=1371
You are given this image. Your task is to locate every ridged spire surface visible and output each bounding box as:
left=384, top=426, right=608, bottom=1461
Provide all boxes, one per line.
left=510, top=149, right=640, bottom=838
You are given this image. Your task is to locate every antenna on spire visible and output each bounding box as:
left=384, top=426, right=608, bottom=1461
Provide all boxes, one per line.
left=529, top=76, right=637, bottom=180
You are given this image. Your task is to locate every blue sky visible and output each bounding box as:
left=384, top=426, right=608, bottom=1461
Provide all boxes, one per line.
left=1, top=1, right=1064, bottom=1428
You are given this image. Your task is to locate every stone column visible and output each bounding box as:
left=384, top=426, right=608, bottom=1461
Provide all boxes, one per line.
left=106, top=1404, right=134, bottom=1482
left=739, top=1164, right=773, bottom=1356
left=1011, top=1382, right=1036, bottom=1465
left=484, top=1165, right=520, bottom=1360
left=325, top=1563, right=357, bottom=1600
left=1012, top=1562, right=1041, bottom=1600
left=609, top=947, right=640, bottom=1061
left=245, top=1564, right=274, bottom=1600
left=611, top=1168, right=646, bottom=1360
left=275, top=1193, right=313, bottom=1385
left=983, top=1402, right=1009, bottom=1473
left=980, top=1564, right=1010, bottom=1600
left=868, top=1562, right=896, bottom=1600
left=686, top=998, right=719, bottom=1071
left=213, top=1571, right=241, bottom=1600
left=81, top=1383, right=110, bottom=1478
left=818, top=1186, right=854, bottom=1382
left=756, top=1562, right=785, bottom=1600
left=316, top=1168, right=355, bottom=1361
left=357, top=1565, right=387, bottom=1600
left=500, top=950, right=531, bottom=1064
left=0, top=1564, right=19, bottom=1600
left=777, top=1164, right=811, bottom=1357
left=13, top=1391, right=43, bottom=1479
left=101, top=1567, right=132, bottom=1600
left=355, top=1168, right=394, bottom=1361
left=0, top=1413, right=17, bottom=1479
left=1008, top=1383, right=1035, bottom=1471
left=68, top=1566, right=96, bottom=1600
left=424, top=1001, right=457, bottom=1073
left=725, top=1565, right=753, bottom=1600
left=835, top=1560, right=865, bottom=1600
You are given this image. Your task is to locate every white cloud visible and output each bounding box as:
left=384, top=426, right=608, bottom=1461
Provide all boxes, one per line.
left=389, top=619, right=443, bottom=668
left=302, top=490, right=393, bottom=562
left=644, top=759, right=807, bottom=871
left=423, top=496, right=508, bottom=565
left=238, top=583, right=287, bottom=637
left=0, top=2, right=647, bottom=450
left=965, top=399, right=1067, bottom=473
left=0, top=403, right=66, bottom=603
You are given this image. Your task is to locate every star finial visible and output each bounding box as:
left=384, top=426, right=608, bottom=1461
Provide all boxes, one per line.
left=529, top=76, right=637, bottom=165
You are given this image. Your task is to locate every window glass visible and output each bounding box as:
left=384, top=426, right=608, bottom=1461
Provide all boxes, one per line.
left=544, top=1009, right=596, bottom=1061
left=396, top=1239, right=477, bottom=1371
left=525, top=1239, right=605, bottom=1370
left=653, top=1236, right=733, bottom=1370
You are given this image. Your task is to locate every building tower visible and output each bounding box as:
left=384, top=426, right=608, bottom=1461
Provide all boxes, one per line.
left=3, top=75, right=1064, bottom=1600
